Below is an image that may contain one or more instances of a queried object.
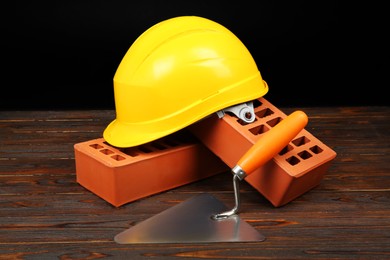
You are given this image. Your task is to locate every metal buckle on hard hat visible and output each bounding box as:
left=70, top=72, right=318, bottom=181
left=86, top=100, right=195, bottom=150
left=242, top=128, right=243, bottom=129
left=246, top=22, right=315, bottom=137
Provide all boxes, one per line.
left=216, top=101, right=255, bottom=123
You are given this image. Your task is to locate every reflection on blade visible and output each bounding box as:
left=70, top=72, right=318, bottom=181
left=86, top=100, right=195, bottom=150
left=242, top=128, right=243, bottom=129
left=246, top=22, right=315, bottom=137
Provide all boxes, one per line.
left=115, top=193, right=265, bottom=244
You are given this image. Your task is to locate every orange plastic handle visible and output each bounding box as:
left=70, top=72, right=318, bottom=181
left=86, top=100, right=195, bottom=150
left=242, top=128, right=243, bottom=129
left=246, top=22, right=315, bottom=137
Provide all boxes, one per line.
left=236, top=110, right=308, bottom=176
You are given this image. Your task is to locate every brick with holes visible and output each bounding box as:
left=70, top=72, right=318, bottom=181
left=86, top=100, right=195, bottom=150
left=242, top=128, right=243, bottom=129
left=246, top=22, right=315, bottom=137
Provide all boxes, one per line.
left=188, top=97, right=337, bottom=207
left=74, top=130, right=229, bottom=207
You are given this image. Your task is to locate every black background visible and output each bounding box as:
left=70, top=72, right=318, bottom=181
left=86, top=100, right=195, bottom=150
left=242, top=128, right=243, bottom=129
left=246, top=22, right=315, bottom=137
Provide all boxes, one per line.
left=1, top=1, right=388, bottom=110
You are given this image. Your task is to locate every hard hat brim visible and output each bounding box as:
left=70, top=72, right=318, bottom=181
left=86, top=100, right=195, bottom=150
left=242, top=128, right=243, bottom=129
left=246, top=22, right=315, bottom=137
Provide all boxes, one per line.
left=103, top=119, right=176, bottom=148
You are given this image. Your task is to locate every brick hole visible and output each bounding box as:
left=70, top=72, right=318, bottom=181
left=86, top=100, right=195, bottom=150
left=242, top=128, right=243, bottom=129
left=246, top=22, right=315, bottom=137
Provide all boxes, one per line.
left=249, top=124, right=269, bottom=135
left=255, top=108, right=274, bottom=118
left=298, top=150, right=312, bottom=160
left=151, top=142, right=167, bottom=150
left=279, top=144, right=293, bottom=155
left=292, top=136, right=310, bottom=147
left=100, top=149, right=114, bottom=155
left=286, top=155, right=300, bottom=166
left=267, top=117, right=282, bottom=127
left=138, top=145, right=153, bottom=153
left=122, top=148, right=139, bottom=157
left=111, top=154, right=125, bottom=161
left=310, top=145, right=323, bottom=154
left=253, top=99, right=263, bottom=108
left=89, top=143, right=103, bottom=149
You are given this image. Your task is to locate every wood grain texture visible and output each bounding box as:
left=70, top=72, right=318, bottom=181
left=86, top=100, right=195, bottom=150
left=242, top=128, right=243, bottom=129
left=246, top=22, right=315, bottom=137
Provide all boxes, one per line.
left=1, top=106, right=389, bottom=259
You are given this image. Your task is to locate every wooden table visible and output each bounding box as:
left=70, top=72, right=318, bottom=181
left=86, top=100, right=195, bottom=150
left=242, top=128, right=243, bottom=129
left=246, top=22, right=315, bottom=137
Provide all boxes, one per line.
left=1, top=106, right=389, bottom=259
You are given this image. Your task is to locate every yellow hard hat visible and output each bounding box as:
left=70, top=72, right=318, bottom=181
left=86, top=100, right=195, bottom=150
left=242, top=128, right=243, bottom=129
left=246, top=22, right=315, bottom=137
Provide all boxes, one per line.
left=104, top=16, right=268, bottom=148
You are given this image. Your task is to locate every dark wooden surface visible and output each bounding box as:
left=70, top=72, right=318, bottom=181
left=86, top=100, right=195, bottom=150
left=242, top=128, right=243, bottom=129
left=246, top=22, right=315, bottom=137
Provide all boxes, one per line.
left=1, top=106, right=389, bottom=259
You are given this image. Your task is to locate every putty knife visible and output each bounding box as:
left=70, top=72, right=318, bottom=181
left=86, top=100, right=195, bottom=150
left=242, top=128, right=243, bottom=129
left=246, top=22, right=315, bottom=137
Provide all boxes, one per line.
left=115, top=110, right=308, bottom=244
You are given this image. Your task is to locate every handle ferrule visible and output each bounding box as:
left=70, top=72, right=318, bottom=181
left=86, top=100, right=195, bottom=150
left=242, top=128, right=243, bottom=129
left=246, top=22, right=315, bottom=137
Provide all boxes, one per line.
left=232, top=165, right=246, bottom=180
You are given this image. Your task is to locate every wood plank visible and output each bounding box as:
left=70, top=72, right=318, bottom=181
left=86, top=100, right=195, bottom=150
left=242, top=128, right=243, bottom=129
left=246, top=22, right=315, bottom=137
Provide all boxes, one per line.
left=0, top=106, right=389, bottom=259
